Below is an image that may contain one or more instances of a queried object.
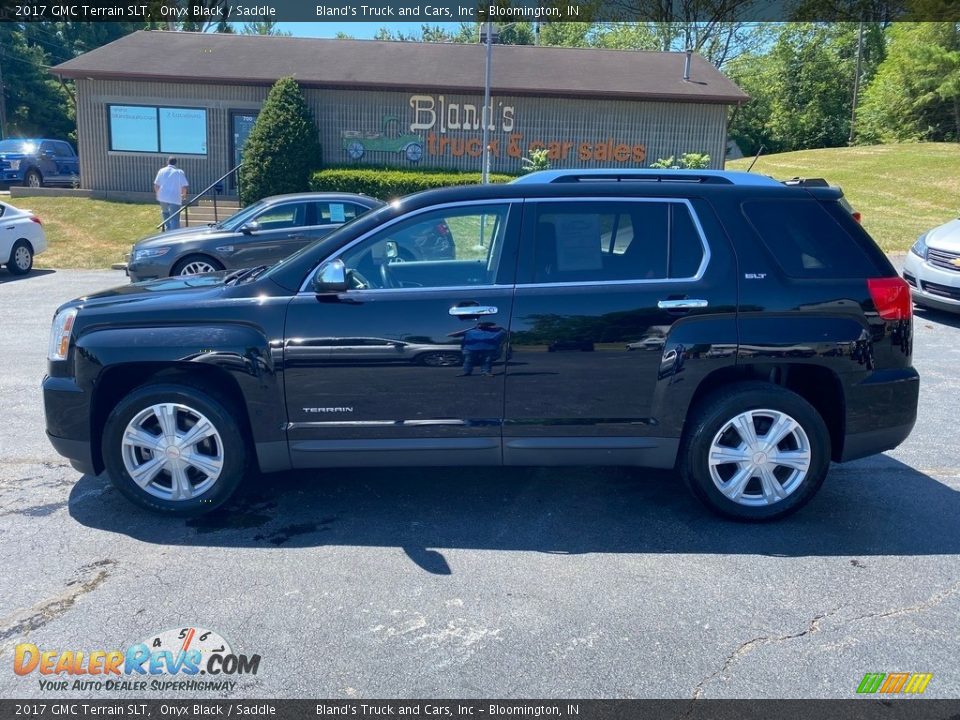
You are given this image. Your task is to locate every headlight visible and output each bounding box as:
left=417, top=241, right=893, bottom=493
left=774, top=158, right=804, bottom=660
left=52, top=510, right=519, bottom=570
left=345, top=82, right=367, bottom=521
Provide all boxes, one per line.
left=132, top=246, right=172, bottom=261
left=48, top=308, right=78, bottom=362
left=8, top=159, right=21, bottom=171
left=909, top=234, right=928, bottom=260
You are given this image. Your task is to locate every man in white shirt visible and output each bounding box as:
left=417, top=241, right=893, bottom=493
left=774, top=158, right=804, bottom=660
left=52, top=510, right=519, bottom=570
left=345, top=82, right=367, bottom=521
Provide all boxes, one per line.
left=153, top=157, right=189, bottom=231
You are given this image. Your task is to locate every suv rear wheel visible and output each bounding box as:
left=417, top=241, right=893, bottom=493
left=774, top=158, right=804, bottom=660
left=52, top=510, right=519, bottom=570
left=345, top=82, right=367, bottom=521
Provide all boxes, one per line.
left=102, top=384, right=248, bottom=515
left=680, top=382, right=830, bottom=521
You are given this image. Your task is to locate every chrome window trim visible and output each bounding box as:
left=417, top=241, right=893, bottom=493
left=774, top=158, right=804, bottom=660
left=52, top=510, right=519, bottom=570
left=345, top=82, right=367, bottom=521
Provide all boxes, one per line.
left=525, top=196, right=711, bottom=283
left=298, top=198, right=518, bottom=294
left=298, top=196, right=712, bottom=294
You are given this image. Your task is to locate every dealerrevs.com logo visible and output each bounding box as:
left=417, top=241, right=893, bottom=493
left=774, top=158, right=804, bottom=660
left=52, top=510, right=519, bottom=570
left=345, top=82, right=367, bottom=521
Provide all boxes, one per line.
left=857, top=673, right=933, bottom=695
left=14, top=627, right=261, bottom=693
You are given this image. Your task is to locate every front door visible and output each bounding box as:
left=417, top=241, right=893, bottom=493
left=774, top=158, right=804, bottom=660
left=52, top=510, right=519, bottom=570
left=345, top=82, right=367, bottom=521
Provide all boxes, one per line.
left=283, top=201, right=520, bottom=468
left=503, top=197, right=739, bottom=467
left=228, top=201, right=310, bottom=268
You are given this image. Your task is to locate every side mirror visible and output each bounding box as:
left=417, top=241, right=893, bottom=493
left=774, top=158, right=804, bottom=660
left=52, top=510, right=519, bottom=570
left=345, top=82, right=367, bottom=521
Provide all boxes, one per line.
left=312, top=259, right=349, bottom=293
left=240, top=221, right=260, bottom=235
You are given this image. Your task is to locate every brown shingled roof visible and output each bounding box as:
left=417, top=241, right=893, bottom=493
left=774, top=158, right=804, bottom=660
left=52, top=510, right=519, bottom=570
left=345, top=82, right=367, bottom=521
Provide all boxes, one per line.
left=51, top=30, right=747, bottom=104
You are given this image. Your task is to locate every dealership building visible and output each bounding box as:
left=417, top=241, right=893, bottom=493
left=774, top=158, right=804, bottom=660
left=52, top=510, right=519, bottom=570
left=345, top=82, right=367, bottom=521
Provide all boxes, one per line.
left=51, top=30, right=747, bottom=196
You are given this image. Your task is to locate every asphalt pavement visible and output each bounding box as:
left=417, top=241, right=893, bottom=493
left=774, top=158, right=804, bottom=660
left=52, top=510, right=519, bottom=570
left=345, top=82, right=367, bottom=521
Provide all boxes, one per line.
left=1, top=267, right=959, bottom=699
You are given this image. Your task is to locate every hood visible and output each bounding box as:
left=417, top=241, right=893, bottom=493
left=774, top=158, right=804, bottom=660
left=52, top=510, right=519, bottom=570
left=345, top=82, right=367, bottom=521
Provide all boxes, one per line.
left=925, top=218, right=960, bottom=251
left=61, top=272, right=230, bottom=314
left=133, top=225, right=233, bottom=248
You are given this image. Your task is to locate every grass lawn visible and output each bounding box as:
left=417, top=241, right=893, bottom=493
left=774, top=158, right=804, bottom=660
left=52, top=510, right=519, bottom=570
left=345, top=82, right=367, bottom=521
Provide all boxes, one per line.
left=14, top=197, right=159, bottom=269
left=727, top=143, right=960, bottom=253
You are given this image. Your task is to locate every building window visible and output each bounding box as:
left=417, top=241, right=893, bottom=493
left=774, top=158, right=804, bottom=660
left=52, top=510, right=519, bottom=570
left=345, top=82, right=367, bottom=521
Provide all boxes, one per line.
left=108, top=105, right=207, bottom=155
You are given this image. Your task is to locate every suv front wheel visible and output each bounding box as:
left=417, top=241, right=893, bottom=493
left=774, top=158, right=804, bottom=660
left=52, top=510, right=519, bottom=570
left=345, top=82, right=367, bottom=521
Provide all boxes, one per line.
left=102, top=383, right=248, bottom=515
left=680, top=382, right=831, bottom=521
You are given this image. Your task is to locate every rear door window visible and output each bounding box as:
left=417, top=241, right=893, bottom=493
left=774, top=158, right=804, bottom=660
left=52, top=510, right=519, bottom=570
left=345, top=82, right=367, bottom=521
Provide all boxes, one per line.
left=527, top=200, right=705, bottom=284
left=742, top=199, right=881, bottom=278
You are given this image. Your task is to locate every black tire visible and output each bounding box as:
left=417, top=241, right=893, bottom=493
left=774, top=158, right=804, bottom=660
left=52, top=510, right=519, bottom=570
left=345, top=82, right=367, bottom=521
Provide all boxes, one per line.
left=415, top=351, right=463, bottom=367
left=7, top=240, right=33, bottom=275
left=101, top=383, right=249, bottom=516
left=24, top=169, right=43, bottom=188
left=679, top=381, right=831, bottom=522
left=171, top=254, right=224, bottom=277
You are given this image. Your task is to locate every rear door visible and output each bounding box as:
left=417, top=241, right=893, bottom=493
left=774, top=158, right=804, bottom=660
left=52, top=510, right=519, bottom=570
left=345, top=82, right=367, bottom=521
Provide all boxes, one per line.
left=503, top=196, right=739, bottom=467
left=229, top=201, right=309, bottom=268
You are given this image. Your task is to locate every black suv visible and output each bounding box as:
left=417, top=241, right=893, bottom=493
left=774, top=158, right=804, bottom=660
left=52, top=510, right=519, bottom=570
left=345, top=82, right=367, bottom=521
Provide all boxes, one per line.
left=43, top=171, right=918, bottom=521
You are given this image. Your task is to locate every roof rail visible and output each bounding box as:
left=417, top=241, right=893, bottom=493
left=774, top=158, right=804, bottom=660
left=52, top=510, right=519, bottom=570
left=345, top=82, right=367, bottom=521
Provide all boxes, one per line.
left=781, top=177, right=830, bottom=187
left=511, top=169, right=783, bottom=187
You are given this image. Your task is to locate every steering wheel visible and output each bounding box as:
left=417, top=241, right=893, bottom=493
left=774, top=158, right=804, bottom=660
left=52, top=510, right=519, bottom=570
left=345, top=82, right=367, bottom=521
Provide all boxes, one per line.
left=379, top=262, right=396, bottom=289
left=348, top=269, right=372, bottom=290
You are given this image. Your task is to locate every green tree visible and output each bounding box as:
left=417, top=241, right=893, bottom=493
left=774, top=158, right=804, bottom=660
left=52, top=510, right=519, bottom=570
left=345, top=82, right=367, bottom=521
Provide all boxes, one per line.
left=0, top=25, right=74, bottom=139
left=240, top=22, right=290, bottom=35
left=727, top=23, right=884, bottom=153
left=858, top=22, right=960, bottom=143
left=237, top=77, right=321, bottom=205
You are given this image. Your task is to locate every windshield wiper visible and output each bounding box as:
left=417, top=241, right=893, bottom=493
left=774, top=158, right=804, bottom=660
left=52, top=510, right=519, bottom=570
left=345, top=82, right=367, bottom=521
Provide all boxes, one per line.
left=224, top=265, right=268, bottom=285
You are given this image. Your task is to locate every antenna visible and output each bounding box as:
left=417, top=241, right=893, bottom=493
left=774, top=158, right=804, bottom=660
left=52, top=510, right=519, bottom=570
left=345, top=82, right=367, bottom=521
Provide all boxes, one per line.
left=747, top=145, right=765, bottom=172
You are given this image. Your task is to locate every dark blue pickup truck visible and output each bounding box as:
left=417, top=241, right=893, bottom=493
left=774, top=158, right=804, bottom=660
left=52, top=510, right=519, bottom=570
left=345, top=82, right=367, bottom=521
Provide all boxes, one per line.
left=0, top=138, right=79, bottom=187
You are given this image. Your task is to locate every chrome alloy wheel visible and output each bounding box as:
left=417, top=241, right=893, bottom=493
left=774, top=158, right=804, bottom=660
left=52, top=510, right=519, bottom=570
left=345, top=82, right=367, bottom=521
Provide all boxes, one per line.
left=120, top=403, right=224, bottom=501
left=707, top=408, right=811, bottom=507
left=13, top=245, right=31, bottom=271
left=178, top=259, right=218, bottom=275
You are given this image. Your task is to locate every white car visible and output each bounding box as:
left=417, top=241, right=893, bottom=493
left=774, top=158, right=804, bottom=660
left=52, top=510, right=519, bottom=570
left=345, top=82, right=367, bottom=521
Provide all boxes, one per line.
left=903, top=217, right=960, bottom=313
left=1, top=200, right=47, bottom=275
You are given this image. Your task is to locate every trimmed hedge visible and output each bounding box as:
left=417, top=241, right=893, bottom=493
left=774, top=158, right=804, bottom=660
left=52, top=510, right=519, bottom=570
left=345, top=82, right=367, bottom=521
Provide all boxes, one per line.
left=309, top=168, right=515, bottom=200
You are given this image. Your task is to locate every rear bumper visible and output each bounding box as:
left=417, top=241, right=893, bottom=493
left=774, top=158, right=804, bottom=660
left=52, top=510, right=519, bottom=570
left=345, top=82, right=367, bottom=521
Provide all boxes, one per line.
left=841, top=367, right=919, bottom=461
left=841, top=421, right=916, bottom=462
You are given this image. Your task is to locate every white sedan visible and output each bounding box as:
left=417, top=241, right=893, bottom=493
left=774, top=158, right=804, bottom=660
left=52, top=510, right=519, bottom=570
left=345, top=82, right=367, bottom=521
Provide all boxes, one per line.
left=1, top=200, right=47, bottom=275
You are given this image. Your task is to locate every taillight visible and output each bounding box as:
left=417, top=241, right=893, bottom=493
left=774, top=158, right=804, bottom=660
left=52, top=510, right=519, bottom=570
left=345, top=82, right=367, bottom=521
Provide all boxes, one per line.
left=851, top=211, right=862, bottom=224
left=30, top=216, right=42, bottom=225
left=867, top=277, right=911, bottom=320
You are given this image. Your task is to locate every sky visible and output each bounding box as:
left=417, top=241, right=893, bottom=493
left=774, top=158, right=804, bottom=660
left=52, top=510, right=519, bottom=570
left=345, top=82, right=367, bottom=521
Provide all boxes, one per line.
left=276, top=22, right=464, bottom=39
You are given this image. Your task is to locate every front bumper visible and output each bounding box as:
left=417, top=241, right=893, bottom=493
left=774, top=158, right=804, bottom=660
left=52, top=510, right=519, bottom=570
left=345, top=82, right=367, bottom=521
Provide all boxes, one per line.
left=903, top=251, right=960, bottom=312
left=125, top=260, right=164, bottom=283
left=43, top=374, right=98, bottom=475
left=0, top=169, right=25, bottom=184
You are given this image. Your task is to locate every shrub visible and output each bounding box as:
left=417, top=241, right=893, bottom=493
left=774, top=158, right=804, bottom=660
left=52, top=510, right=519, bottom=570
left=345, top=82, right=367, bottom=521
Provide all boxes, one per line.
left=238, top=77, right=322, bottom=205
left=649, top=153, right=712, bottom=170
left=309, top=168, right=514, bottom=200
left=521, top=148, right=551, bottom=173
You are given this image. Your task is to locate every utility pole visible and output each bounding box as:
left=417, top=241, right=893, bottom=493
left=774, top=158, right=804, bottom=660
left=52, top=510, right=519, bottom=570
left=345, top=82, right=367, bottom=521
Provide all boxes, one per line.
left=849, top=22, right=865, bottom=145
left=0, top=54, right=7, bottom=140
left=481, top=20, right=493, bottom=184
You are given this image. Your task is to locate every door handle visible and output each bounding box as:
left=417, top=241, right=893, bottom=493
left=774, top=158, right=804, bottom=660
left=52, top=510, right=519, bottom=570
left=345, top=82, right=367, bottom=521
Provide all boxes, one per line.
left=449, top=305, right=498, bottom=316
left=657, top=299, right=708, bottom=310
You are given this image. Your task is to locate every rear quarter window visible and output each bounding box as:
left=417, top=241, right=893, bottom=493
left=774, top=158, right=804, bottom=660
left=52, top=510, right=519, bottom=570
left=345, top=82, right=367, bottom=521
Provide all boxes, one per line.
left=742, top=198, right=882, bottom=279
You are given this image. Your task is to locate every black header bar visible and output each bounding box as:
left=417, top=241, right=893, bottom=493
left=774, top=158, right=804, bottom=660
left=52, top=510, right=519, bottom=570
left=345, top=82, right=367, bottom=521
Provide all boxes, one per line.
left=0, top=0, right=957, bottom=23
left=2, top=700, right=960, bottom=720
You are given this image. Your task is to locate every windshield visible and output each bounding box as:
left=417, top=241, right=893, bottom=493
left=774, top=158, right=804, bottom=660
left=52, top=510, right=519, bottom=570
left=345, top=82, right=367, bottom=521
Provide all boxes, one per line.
left=0, top=139, right=37, bottom=154
left=216, top=199, right=269, bottom=230
left=261, top=202, right=396, bottom=286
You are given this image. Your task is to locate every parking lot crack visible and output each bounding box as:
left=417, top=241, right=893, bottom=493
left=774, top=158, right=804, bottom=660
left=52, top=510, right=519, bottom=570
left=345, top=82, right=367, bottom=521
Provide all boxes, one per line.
left=0, top=559, right=117, bottom=646
left=845, top=579, right=960, bottom=626
left=691, top=606, right=842, bottom=699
